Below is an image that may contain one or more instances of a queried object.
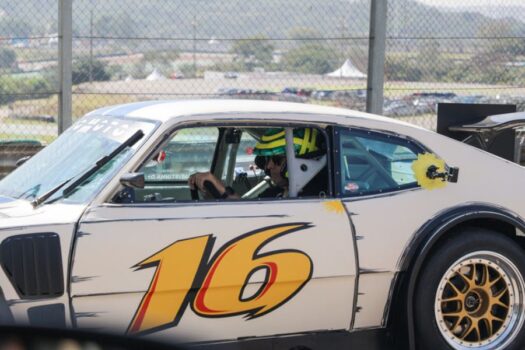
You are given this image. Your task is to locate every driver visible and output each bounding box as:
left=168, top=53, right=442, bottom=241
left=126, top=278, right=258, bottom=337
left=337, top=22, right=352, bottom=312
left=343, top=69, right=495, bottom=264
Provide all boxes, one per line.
left=188, top=128, right=322, bottom=199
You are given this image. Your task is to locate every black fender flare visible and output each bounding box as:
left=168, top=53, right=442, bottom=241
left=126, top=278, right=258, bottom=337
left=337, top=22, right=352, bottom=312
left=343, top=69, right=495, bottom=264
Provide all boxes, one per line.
left=398, top=202, right=525, bottom=350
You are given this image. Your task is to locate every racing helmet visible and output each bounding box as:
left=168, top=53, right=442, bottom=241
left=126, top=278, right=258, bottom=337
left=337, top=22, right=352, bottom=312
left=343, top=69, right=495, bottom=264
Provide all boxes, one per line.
left=253, top=128, right=322, bottom=178
left=253, top=128, right=320, bottom=157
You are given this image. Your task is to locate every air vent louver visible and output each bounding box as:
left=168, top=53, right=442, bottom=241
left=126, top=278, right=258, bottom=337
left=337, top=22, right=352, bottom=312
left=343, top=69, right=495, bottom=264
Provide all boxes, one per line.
left=1, top=233, right=64, bottom=298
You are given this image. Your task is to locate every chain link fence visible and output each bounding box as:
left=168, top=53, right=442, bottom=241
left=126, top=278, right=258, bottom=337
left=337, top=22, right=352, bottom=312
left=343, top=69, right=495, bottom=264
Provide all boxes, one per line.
left=386, top=0, right=525, bottom=130
left=0, top=0, right=58, bottom=175
left=70, top=0, right=370, bottom=117
left=0, top=0, right=525, bottom=174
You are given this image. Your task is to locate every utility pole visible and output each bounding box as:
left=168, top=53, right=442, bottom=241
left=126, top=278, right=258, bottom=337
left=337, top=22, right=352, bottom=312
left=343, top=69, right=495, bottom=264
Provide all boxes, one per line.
left=89, top=1, right=93, bottom=84
left=339, top=16, right=347, bottom=78
left=58, top=0, right=72, bottom=134
left=89, top=1, right=94, bottom=83
left=366, top=0, right=387, bottom=115
left=192, top=14, right=197, bottom=77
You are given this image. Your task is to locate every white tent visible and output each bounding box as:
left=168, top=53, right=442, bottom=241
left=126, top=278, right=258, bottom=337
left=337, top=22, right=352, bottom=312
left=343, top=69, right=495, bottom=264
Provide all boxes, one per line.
left=326, top=59, right=366, bottom=79
left=146, top=68, right=166, bottom=81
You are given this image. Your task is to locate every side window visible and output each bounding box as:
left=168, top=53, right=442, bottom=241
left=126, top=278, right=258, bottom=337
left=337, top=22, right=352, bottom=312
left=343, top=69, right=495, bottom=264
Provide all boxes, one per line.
left=220, top=132, right=260, bottom=182
left=134, top=127, right=219, bottom=202
left=339, top=128, right=423, bottom=196
left=116, top=125, right=330, bottom=204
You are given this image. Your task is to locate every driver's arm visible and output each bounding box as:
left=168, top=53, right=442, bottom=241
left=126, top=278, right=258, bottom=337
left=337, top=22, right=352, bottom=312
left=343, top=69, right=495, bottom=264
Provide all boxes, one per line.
left=188, top=172, right=240, bottom=199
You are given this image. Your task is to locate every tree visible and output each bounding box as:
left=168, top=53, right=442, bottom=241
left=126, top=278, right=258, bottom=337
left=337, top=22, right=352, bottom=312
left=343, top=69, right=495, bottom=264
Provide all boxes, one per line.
left=231, top=36, right=274, bottom=71
left=0, top=47, right=17, bottom=70
left=72, top=58, right=111, bottom=84
left=0, top=19, right=33, bottom=38
left=0, top=76, right=52, bottom=105
left=287, top=27, right=323, bottom=41
left=416, top=41, right=448, bottom=81
left=95, top=13, right=138, bottom=38
left=385, top=56, right=423, bottom=82
left=130, top=50, right=180, bottom=78
left=282, top=44, right=335, bottom=74
left=477, top=20, right=525, bottom=63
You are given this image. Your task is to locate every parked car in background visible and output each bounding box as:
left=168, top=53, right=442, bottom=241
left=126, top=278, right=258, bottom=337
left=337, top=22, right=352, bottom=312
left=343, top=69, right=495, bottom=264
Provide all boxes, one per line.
left=0, top=100, right=524, bottom=350
left=383, top=99, right=421, bottom=116
left=224, top=71, right=238, bottom=79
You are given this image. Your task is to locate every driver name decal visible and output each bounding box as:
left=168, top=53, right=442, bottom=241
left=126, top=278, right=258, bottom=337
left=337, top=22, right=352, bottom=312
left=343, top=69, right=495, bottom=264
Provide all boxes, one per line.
left=128, top=223, right=313, bottom=335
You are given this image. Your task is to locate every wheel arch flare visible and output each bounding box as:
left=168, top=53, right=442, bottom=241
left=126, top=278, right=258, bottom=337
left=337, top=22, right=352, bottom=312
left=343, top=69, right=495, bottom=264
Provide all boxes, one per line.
left=388, top=203, right=525, bottom=350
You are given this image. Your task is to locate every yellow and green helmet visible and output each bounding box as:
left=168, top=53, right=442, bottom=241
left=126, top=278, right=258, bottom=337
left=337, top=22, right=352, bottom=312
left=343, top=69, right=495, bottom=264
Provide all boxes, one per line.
left=254, top=128, right=320, bottom=157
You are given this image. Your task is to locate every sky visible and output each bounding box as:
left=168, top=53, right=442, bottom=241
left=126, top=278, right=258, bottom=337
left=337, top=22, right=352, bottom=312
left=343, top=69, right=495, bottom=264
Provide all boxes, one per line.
left=416, top=0, right=524, bottom=7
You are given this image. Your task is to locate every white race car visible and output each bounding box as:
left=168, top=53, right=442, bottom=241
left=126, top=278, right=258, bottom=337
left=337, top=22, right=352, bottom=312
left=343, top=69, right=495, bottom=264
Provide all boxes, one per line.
left=0, top=100, right=524, bottom=350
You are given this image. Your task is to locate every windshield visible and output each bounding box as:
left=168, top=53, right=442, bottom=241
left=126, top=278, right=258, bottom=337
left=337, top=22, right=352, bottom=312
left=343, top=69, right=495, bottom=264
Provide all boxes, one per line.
left=0, top=115, right=157, bottom=204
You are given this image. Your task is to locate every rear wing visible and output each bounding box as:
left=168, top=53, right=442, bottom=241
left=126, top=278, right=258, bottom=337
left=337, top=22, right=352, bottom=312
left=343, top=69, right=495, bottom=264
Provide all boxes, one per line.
left=437, top=103, right=525, bottom=164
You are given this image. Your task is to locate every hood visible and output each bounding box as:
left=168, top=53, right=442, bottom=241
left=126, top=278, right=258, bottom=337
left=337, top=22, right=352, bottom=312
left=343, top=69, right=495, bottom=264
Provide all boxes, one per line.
left=0, top=196, right=34, bottom=218
left=0, top=198, right=87, bottom=229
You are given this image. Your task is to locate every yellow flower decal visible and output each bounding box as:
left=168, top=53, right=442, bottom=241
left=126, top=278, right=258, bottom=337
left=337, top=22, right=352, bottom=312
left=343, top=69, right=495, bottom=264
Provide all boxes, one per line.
left=324, top=200, right=345, bottom=214
left=411, top=153, right=447, bottom=190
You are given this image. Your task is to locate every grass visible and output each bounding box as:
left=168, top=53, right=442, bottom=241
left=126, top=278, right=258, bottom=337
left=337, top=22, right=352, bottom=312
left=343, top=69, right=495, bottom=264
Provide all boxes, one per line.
left=0, top=76, right=522, bottom=141
left=3, top=118, right=51, bottom=125
left=1, top=94, right=140, bottom=142
left=387, top=51, right=473, bottom=61
left=7, top=93, right=141, bottom=120
left=0, top=133, right=56, bottom=144
left=71, top=94, right=141, bottom=118
left=304, top=84, right=367, bottom=91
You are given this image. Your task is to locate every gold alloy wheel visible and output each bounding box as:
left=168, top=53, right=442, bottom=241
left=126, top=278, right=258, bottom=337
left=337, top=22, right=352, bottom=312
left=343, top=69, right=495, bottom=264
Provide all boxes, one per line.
left=435, top=252, right=525, bottom=349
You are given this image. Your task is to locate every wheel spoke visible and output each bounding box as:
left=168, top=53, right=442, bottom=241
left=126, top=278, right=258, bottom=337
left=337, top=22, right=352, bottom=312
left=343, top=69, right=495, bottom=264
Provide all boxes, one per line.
left=486, top=312, right=506, bottom=324
left=449, top=316, right=462, bottom=332
left=447, top=279, right=466, bottom=297
left=494, top=284, right=508, bottom=297
left=492, top=297, right=509, bottom=309
left=442, top=310, right=461, bottom=317
left=482, top=317, right=493, bottom=337
left=442, top=295, right=462, bottom=303
left=457, top=265, right=476, bottom=289
left=459, top=318, right=473, bottom=340
left=472, top=263, right=480, bottom=286
left=473, top=321, right=481, bottom=341
left=490, top=274, right=503, bottom=288
left=460, top=318, right=481, bottom=341
left=443, top=308, right=468, bottom=319
left=481, top=264, right=490, bottom=287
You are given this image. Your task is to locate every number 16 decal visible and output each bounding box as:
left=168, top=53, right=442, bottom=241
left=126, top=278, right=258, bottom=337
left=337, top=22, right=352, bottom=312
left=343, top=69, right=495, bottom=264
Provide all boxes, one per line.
left=128, top=223, right=313, bottom=335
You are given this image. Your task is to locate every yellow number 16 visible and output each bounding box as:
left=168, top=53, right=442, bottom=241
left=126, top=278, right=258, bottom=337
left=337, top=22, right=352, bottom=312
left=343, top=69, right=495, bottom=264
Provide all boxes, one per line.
left=127, top=223, right=313, bottom=334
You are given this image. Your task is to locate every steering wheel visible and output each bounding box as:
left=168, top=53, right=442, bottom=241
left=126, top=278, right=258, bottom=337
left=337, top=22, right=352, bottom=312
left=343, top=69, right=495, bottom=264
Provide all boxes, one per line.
left=190, top=180, right=222, bottom=200
left=190, top=187, right=199, bottom=200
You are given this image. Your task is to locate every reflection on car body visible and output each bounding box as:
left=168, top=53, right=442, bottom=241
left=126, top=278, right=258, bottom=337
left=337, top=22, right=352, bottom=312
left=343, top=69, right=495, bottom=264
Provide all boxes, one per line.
left=0, top=100, right=524, bottom=350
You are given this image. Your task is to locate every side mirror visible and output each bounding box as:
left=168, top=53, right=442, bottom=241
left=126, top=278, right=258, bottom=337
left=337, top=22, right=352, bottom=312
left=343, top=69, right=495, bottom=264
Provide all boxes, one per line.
left=120, top=172, right=145, bottom=189
left=426, top=165, right=459, bottom=183
left=412, top=153, right=459, bottom=190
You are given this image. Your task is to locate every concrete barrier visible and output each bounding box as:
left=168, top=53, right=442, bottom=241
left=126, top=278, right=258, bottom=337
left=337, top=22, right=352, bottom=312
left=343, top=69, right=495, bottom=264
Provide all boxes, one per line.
left=0, top=140, right=44, bottom=179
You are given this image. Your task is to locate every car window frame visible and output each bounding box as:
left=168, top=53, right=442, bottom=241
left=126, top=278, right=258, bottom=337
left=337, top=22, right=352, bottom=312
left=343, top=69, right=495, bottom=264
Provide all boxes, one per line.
left=140, top=126, right=221, bottom=185
left=333, top=125, right=427, bottom=199
left=111, top=119, right=334, bottom=205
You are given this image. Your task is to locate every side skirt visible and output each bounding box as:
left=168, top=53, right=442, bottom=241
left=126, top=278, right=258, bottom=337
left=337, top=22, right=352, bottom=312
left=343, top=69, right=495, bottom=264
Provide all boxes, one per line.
left=191, top=328, right=393, bottom=350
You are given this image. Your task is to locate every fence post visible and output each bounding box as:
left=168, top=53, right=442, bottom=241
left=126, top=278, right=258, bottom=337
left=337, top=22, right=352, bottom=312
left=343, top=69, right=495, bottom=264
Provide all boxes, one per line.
left=58, top=0, right=73, bottom=134
left=366, top=0, right=388, bottom=115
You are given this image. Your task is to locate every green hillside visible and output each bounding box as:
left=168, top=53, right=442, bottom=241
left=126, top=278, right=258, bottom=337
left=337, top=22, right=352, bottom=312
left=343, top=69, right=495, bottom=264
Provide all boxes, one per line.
left=0, top=0, right=523, bottom=40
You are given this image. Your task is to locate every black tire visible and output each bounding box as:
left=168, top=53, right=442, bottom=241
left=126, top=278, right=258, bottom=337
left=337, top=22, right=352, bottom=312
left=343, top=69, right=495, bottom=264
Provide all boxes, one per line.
left=414, top=228, right=525, bottom=350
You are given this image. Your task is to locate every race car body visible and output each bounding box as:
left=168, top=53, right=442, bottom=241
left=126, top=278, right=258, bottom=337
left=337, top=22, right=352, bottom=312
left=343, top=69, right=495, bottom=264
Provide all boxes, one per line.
left=0, top=100, right=524, bottom=350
